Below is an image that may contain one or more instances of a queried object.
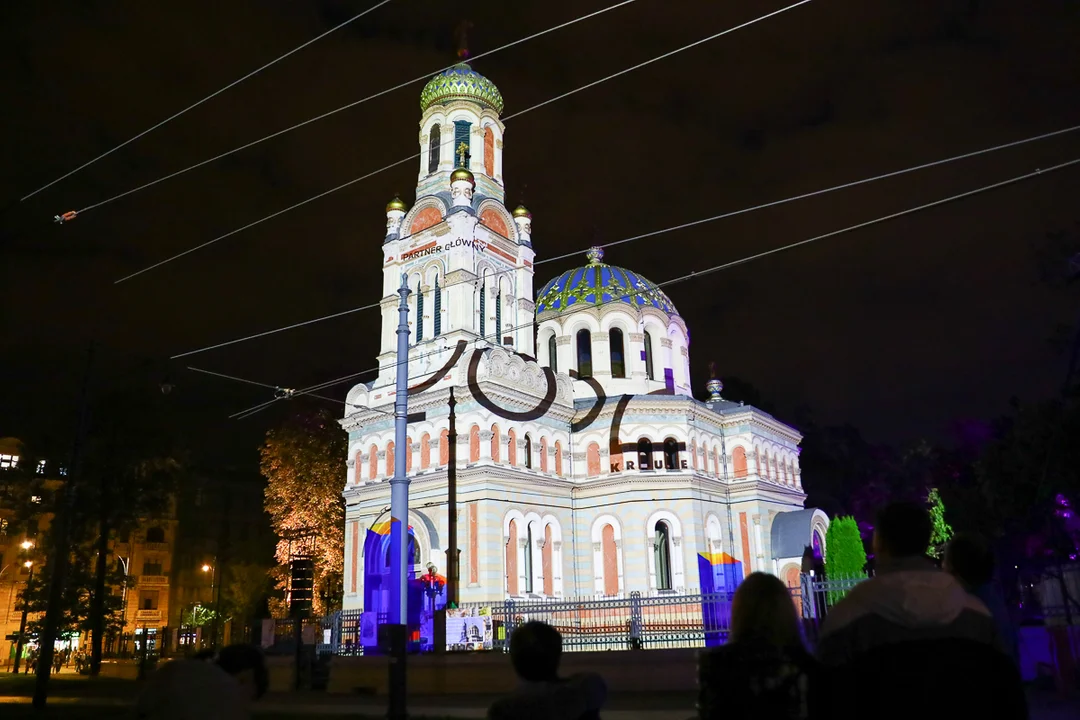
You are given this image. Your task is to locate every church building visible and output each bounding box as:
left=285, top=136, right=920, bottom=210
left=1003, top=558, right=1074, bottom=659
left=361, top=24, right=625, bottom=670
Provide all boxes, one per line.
left=340, top=61, right=829, bottom=614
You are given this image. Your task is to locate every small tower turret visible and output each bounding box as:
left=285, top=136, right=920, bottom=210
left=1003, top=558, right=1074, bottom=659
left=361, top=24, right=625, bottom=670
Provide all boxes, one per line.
left=513, top=205, right=532, bottom=246
left=385, top=196, right=407, bottom=240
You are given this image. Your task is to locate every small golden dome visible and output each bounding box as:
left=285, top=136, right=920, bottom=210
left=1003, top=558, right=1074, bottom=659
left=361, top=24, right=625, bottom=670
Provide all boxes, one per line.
left=512, top=205, right=531, bottom=219
left=451, top=167, right=475, bottom=184
left=386, top=197, right=407, bottom=213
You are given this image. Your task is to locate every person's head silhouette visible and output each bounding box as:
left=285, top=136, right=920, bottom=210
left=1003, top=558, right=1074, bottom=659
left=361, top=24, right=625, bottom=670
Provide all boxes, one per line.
left=509, top=621, right=562, bottom=682
left=872, top=501, right=931, bottom=563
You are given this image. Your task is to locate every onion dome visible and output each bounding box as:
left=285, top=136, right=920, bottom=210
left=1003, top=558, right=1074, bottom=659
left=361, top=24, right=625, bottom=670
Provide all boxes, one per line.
left=706, top=378, right=724, bottom=402
left=536, top=246, right=678, bottom=315
left=512, top=205, right=531, bottom=219
left=450, top=167, right=475, bottom=184
left=386, top=196, right=407, bottom=213
left=420, top=63, right=504, bottom=115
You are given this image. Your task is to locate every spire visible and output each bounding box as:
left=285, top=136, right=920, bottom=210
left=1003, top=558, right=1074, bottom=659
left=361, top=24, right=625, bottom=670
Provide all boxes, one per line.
left=455, top=20, right=473, bottom=60
left=586, top=246, right=604, bottom=265
left=456, top=142, right=470, bottom=168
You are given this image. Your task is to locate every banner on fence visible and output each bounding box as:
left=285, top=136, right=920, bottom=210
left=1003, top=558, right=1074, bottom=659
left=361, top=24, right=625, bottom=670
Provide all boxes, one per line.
left=446, top=607, right=494, bottom=651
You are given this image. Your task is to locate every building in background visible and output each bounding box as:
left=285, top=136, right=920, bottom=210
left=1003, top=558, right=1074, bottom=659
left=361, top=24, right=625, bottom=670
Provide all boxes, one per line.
left=110, top=517, right=177, bottom=656
left=0, top=437, right=65, bottom=667
left=340, top=65, right=831, bottom=619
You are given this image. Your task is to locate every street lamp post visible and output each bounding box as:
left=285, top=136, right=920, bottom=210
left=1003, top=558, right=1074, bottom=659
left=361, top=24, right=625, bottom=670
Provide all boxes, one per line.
left=202, top=560, right=219, bottom=649
left=11, top=541, right=35, bottom=674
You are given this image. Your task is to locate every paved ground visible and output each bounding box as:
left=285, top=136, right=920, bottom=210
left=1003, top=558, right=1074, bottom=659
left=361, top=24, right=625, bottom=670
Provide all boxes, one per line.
left=2, top=673, right=1079, bottom=719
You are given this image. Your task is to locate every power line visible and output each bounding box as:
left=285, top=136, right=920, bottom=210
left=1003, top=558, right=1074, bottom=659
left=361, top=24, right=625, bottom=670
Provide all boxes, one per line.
left=21, top=0, right=395, bottom=203
left=114, top=0, right=811, bottom=284
left=169, top=123, right=1080, bottom=361
left=68, top=0, right=639, bottom=221
left=187, top=365, right=340, bottom=405
left=225, top=155, right=1080, bottom=419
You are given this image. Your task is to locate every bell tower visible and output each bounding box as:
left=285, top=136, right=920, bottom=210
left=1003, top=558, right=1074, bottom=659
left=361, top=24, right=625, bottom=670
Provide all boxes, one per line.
left=371, top=41, right=535, bottom=390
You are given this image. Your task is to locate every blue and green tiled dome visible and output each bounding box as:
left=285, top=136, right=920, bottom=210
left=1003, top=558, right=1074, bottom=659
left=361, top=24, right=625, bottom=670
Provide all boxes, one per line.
left=536, top=247, right=678, bottom=316
left=420, top=63, right=504, bottom=115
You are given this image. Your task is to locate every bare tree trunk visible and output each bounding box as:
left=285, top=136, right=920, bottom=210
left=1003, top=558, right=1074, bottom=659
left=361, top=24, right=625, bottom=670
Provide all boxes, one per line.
left=89, top=514, right=110, bottom=676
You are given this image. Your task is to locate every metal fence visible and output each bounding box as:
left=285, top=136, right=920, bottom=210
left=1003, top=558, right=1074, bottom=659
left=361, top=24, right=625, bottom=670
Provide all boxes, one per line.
left=304, top=574, right=864, bottom=656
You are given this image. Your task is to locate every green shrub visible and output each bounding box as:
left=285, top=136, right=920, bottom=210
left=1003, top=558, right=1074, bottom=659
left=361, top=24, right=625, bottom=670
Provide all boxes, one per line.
left=824, top=516, right=867, bottom=604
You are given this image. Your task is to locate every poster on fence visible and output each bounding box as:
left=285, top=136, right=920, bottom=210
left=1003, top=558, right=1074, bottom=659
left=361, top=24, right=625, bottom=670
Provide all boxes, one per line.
left=446, top=607, right=494, bottom=652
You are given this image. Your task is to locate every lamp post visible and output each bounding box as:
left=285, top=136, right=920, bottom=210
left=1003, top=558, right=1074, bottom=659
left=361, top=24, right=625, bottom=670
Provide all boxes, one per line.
left=202, top=559, right=219, bottom=649
left=11, top=541, right=35, bottom=674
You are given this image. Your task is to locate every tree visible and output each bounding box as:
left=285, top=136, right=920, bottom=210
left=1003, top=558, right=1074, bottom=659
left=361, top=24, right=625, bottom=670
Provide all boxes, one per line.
left=824, top=516, right=867, bottom=603
left=926, top=488, right=953, bottom=558
left=219, top=562, right=272, bottom=642
left=261, top=410, right=346, bottom=617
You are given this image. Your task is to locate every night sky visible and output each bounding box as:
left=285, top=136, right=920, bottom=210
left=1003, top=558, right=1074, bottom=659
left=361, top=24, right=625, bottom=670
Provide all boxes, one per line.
left=2, top=0, right=1079, bottom=462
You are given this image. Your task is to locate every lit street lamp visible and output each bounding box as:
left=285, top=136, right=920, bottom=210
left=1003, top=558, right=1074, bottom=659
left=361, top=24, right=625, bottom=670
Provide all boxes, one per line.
left=201, top=560, right=220, bottom=650
left=11, top=540, right=36, bottom=674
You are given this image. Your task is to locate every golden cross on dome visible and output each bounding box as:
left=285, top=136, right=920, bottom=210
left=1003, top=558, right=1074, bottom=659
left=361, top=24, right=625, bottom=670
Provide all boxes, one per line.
left=456, top=142, right=469, bottom=168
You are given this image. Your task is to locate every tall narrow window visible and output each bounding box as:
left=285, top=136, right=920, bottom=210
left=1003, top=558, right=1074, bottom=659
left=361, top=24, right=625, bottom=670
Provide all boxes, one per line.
left=576, top=330, right=592, bottom=377
left=454, top=120, right=471, bottom=165
left=479, top=284, right=486, bottom=338
left=506, top=520, right=519, bottom=596
left=416, top=281, right=424, bottom=342
left=654, top=521, right=672, bottom=590
left=433, top=277, right=442, bottom=336
left=602, top=524, right=619, bottom=596
left=644, top=331, right=655, bottom=380
left=524, top=434, right=533, bottom=469
left=663, top=438, right=679, bottom=471
left=637, top=438, right=653, bottom=470
left=524, top=524, right=534, bottom=594
left=484, top=127, right=495, bottom=176
left=428, top=125, right=441, bottom=173
left=609, top=328, right=626, bottom=378
left=548, top=334, right=558, bottom=373
left=495, top=290, right=502, bottom=342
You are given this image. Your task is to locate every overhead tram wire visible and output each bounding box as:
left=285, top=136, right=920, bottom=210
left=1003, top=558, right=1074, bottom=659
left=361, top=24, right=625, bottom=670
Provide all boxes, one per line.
left=224, top=155, right=1080, bottom=419
left=186, top=365, right=341, bottom=404
left=72, top=0, right=640, bottom=224
left=113, top=0, right=813, bottom=285
left=22, top=0, right=395, bottom=203
left=169, top=123, right=1080, bottom=361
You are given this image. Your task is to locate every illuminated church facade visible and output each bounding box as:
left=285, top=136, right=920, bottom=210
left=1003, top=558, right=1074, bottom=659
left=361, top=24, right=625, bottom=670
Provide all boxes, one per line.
left=340, top=62, right=829, bottom=612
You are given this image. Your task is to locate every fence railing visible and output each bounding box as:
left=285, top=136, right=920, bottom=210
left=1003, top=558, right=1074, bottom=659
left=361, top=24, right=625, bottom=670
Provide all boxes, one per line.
left=278, top=574, right=866, bottom=656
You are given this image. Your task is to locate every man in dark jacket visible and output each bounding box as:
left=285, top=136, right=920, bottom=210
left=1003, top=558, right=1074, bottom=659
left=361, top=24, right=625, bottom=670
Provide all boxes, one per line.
left=817, top=501, right=999, bottom=667
left=944, top=533, right=1020, bottom=668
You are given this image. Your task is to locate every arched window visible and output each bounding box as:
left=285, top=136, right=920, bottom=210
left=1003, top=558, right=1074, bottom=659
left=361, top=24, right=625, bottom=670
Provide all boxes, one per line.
left=733, top=447, right=748, bottom=478
left=405, top=437, right=413, bottom=473
left=484, top=127, right=495, bottom=176
left=507, top=428, right=517, bottom=466
left=637, top=438, right=653, bottom=470
left=386, top=441, right=395, bottom=477
left=416, top=281, right=424, bottom=342
left=690, top=440, right=698, bottom=470
left=524, top=434, right=533, bottom=469
left=548, top=334, right=558, bottom=373
left=554, top=441, right=563, bottom=477
left=609, top=328, right=626, bottom=378
left=369, top=444, right=378, bottom=480
left=354, top=450, right=362, bottom=484
left=663, top=437, right=679, bottom=471
left=146, top=527, right=165, bottom=543
left=479, top=283, right=486, bottom=338
left=433, top=277, right=442, bottom=336
left=644, top=331, right=655, bottom=380
left=601, top=524, right=619, bottom=596
left=420, top=432, right=431, bottom=469
left=428, top=124, right=441, bottom=174
left=495, top=289, right=502, bottom=343
left=524, top=523, right=534, bottom=594
left=576, top=329, right=592, bottom=377
left=540, top=437, right=548, bottom=473
left=439, top=430, right=449, bottom=466
left=469, top=426, right=480, bottom=463
left=506, top=520, right=519, bottom=596
left=654, top=521, right=673, bottom=591
left=454, top=120, right=471, bottom=165
left=542, top=524, right=553, bottom=596
left=586, top=442, right=601, bottom=478
left=491, top=424, right=501, bottom=462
